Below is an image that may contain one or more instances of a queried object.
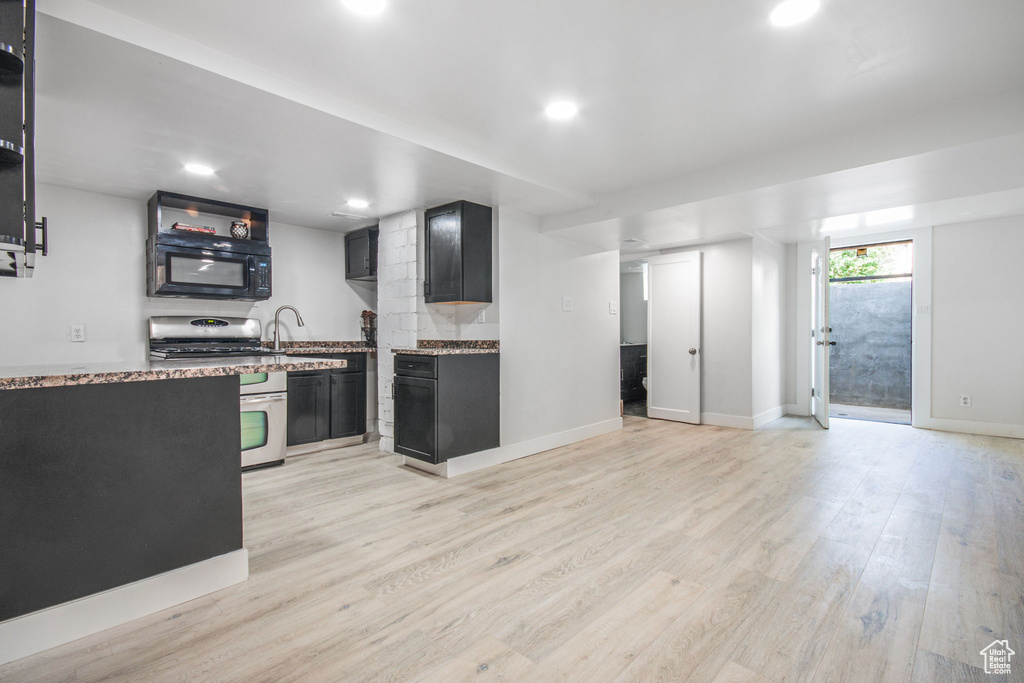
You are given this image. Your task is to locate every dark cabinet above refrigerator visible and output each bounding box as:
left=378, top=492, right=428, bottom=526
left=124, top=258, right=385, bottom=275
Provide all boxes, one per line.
left=424, top=201, right=492, bottom=304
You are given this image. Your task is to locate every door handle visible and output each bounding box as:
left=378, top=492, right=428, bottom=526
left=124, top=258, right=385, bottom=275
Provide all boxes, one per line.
left=829, top=341, right=837, bottom=346
left=688, top=348, right=697, bottom=355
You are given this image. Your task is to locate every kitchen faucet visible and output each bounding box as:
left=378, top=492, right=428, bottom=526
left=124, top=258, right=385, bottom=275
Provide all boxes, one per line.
left=273, top=305, right=304, bottom=351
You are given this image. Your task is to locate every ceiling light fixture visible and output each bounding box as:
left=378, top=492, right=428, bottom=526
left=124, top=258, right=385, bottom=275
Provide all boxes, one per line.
left=768, top=0, right=821, bottom=27
left=347, top=198, right=370, bottom=209
left=545, top=101, right=578, bottom=120
left=184, top=163, right=215, bottom=176
left=341, top=0, right=387, bottom=17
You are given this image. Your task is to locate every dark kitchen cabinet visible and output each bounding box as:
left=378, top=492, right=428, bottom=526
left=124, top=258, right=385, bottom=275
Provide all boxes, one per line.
left=345, top=225, right=379, bottom=281
left=329, top=369, right=366, bottom=439
left=287, top=353, right=367, bottom=447
left=286, top=371, right=329, bottom=446
left=393, top=353, right=499, bottom=464
left=620, top=344, right=647, bottom=402
left=424, top=201, right=492, bottom=304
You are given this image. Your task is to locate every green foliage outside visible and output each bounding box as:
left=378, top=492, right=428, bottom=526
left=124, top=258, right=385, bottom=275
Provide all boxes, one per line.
left=829, top=243, right=912, bottom=281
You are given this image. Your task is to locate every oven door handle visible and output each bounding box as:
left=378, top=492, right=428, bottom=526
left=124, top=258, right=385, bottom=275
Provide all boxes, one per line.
left=240, top=392, right=287, bottom=404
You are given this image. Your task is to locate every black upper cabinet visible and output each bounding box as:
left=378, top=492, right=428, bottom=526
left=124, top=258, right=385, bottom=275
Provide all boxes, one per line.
left=345, top=226, right=378, bottom=281
left=424, top=201, right=492, bottom=304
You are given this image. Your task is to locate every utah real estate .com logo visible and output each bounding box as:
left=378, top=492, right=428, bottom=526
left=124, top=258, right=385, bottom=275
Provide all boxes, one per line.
left=980, top=640, right=1014, bottom=675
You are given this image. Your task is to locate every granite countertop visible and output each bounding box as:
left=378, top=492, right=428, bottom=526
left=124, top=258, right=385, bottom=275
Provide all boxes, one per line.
left=0, top=355, right=349, bottom=391
left=263, top=341, right=375, bottom=353
left=392, top=340, right=500, bottom=356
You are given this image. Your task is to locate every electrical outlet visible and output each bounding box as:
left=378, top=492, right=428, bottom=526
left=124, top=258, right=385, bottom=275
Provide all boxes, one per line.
left=959, top=395, right=971, bottom=407
left=70, top=324, right=86, bottom=343
left=562, top=296, right=574, bottom=312
left=609, top=301, right=618, bottom=315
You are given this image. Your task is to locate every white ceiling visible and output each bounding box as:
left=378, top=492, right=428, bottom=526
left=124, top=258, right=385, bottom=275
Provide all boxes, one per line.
left=34, top=0, right=1024, bottom=246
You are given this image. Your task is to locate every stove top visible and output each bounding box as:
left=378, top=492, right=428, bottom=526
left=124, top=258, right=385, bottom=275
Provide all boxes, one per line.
left=149, top=315, right=267, bottom=359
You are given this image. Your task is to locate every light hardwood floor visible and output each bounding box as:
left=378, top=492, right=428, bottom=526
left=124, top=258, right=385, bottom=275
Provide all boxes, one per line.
left=2, top=416, right=1022, bottom=682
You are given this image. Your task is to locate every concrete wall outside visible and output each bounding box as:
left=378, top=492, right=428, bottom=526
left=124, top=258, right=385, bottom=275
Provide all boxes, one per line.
left=829, top=279, right=912, bottom=409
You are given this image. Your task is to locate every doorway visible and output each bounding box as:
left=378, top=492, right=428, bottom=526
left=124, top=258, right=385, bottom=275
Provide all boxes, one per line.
left=619, top=252, right=702, bottom=423
left=619, top=260, right=648, bottom=418
left=827, top=240, right=913, bottom=425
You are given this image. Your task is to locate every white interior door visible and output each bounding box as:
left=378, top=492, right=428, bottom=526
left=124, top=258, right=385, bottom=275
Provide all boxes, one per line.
left=811, top=237, right=831, bottom=429
left=647, top=251, right=702, bottom=423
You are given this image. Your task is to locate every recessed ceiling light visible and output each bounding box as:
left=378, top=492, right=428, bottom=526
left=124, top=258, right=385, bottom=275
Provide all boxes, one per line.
left=341, top=0, right=386, bottom=17
left=768, top=0, right=821, bottom=27
left=347, top=198, right=370, bottom=209
left=184, top=163, right=215, bottom=176
left=545, top=101, right=578, bottom=120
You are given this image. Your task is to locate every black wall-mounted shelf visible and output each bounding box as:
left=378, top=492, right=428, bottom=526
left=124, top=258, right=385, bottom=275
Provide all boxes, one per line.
left=148, top=190, right=270, bottom=246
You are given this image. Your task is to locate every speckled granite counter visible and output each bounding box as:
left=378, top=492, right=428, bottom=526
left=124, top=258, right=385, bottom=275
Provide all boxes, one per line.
left=0, top=355, right=348, bottom=391
left=263, top=341, right=375, bottom=353
left=393, top=340, right=499, bottom=356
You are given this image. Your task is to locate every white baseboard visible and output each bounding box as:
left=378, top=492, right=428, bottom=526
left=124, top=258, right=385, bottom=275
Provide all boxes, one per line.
left=0, top=549, right=248, bottom=666
left=752, top=406, right=787, bottom=429
left=701, top=412, right=754, bottom=430
left=444, top=417, right=624, bottom=478
left=915, top=416, right=1023, bottom=440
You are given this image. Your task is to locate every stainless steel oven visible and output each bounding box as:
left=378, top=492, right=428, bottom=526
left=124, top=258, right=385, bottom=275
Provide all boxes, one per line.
left=240, top=372, right=287, bottom=470
left=148, top=233, right=271, bottom=301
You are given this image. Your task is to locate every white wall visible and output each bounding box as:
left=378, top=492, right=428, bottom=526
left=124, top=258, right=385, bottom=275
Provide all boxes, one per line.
left=0, top=184, right=374, bottom=364
left=932, top=217, right=1024, bottom=427
left=498, top=207, right=620, bottom=446
left=619, top=272, right=647, bottom=343
left=783, top=243, right=799, bottom=408
left=751, top=236, right=787, bottom=422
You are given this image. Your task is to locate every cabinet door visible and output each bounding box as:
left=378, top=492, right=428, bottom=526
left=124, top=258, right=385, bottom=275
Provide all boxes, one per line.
left=345, top=231, right=370, bottom=280
left=394, top=376, right=437, bottom=463
left=425, top=208, right=462, bottom=303
left=329, top=370, right=366, bottom=439
left=286, top=372, right=329, bottom=446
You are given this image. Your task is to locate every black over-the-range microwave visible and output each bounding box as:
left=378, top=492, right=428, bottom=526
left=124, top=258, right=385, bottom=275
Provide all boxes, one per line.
left=147, top=231, right=272, bottom=301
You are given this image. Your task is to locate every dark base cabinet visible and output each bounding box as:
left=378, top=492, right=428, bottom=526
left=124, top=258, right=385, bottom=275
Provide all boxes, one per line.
left=287, top=353, right=367, bottom=447
left=394, top=353, right=499, bottom=464
left=620, top=344, right=647, bottom=402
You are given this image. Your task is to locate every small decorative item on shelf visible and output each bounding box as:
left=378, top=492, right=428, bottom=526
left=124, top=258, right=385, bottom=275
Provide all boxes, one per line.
left=230, top=220, right=250, bottom=239
left=360, top=310, right=377, bottom=347
left=172, top=222, right=215, bottom=234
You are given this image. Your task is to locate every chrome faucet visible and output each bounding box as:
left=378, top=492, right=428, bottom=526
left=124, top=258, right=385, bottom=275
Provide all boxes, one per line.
left=273, top=305, right=304, bottom=351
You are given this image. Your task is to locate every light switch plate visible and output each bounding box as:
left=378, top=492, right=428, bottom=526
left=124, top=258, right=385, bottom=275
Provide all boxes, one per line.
left=562, top=296, right=574, bottom=312
left=609, top=301, right=618, bottom=315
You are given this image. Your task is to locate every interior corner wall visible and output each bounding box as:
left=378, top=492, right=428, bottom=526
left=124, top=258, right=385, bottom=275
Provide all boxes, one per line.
left=931, top=217, right=1024, bottom=429
left=497, top=207, right=620, bottom=447
left=782, top=243, right=799, bottom=409
left=751, top=236, right=787, bottom=422
left=0, top=183, right=374, bottom=366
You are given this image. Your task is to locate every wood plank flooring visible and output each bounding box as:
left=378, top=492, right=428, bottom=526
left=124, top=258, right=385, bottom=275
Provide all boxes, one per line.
left=2, top=416, right=1022, bottom=682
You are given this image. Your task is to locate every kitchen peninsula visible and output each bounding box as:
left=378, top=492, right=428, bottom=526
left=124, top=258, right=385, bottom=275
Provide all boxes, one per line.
left=0, top=354, right=347, bottom=664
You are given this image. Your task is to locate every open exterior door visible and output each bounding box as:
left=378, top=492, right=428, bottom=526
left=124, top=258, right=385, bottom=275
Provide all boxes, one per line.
left=811, top=237, right=831, bottom=429
left=647, top=251, right=702, bottom=424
